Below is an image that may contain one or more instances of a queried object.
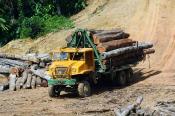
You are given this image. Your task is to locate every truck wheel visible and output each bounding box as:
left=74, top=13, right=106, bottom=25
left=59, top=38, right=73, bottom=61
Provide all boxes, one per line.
left=126, top=68, right=134, bottom=83
left=111, top=71, right=118, bottom=86
left=48, top=85, right=60, bottom=97
left=78, top=81, right=91, bottom=97
left=117, top=71, right=127, bottom=86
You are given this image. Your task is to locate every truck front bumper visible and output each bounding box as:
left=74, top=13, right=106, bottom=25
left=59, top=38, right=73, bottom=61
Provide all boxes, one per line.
left=48, top=79, right=77, bottom=86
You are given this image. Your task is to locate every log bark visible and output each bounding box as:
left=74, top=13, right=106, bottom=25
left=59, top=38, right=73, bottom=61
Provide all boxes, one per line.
left=144, top=49, right=155, bottom=54
left=93, top=32, right=130, bottom=44
left=36, top=76, right=42, bottom=86
left=89, top=29, right=122, bottom=34
left=101, top=43, right=153, bottom=59
left=20, top=71, right=28, bottom=86
left=114, top=96, right=143, bottom=116
left=97, top=39, right=136, bottom=53
left=0, top=67, right=10, bottom=73
left=31, top=75, right=36, bottom=89
left=0, top=58, right=29, bottom=68
left=30, top=67, right=50, bottom=80
left=26, top=73, right=32, bottom=88
left=0, top=53, right=51, bottom=63
left=0, top=53, right=39, bottom=63
left=9, top=74, right=16, bottom=91
left=0, top=83, right=9, bottom=91
left=16, top=77, right=22, bottom=90
left=23, top=81, right=27, bottom=89
left=41, top=79, right=48, bottom=87
left=103, top=51, right=144, bottom=65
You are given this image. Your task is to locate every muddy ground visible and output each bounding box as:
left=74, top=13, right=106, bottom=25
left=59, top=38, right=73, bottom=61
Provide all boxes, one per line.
left=1, top=67, right=175, bottom=116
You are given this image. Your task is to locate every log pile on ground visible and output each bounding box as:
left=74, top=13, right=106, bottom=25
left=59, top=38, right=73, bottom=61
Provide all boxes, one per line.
left=88, top=29, right=155, bottom=67
left=0, top=53, right=51, bottom=91
left=114, top=97, right=175, bottom=116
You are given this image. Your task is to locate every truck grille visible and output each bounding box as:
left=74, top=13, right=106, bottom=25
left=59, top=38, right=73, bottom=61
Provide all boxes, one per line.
left=56, top=67, right=67, bottom=75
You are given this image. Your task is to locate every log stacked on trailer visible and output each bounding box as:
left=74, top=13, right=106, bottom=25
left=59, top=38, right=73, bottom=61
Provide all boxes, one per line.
left=97, top=39, right=136, bottom=53
left=90, top=29, right=130, bottom=44
left=88, top=29, right=155, bottom=67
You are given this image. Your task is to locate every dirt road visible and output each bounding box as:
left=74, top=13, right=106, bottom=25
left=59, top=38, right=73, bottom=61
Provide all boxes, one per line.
left=1, top=67, right=175, bottom=116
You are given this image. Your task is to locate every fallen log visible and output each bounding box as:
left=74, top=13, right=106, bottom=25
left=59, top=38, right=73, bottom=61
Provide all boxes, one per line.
left=23, top=81, right=27, bottom=89
left=16, top=77, right=22, bottom=90
left=41, top=79, right=48, bottom=87
left=144, top=49, right=155, bottom=54
left=0, top=67, right=10, bottom=73
left=0, top=53, right=39, bottom=63
left=89, top=29, right=122, bottom=34
left=114, top=96, right=143, bottom=116
left=93, top=32, right=130, bottom=44
left=97, top=39, right=136, bottom=53
left=0, top=58, right=29, bottom=68
left=9, top=74, right=16, bottom=91
left=20, top=71, right=28, bottom=86
left=101, top=43, right=153, bottom=59
left=26, top=73, right=32, bottom=88
left=31, top=75, right=36, bottom=89
left=0, top=53, right=51, bottom=64
left=36, top=76, right=42, bottom=86
left=30, top=67, right=50, bottom=80
left=0, top=83, right=9, bottom=91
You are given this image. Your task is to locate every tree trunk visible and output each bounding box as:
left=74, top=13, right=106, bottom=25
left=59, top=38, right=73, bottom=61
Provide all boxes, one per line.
left=26, top=73, right=32, bottom=88
left=101, top=43, right=153, bottom=59
left=16, top=77, right=22, bottom=90
left=20, top=71, right=28, bottom=86
left=97, top=39, right=135, bottom=53
left=9, top=73, right=16, bottom=91
left=93, top=32, right=130, bottom=44
left=36, top=76, right=42, bottom=86
left=31, top=75, right=36, bottom=89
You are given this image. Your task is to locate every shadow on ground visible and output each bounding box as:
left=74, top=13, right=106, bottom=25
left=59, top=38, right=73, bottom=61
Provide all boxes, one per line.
left=92, top=68, right=161, bottom=95
left=56, top=68, right=162, bottom=98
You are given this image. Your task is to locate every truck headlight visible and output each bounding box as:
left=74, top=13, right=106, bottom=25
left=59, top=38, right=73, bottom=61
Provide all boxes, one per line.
left=71, top=68, right=76, bottom=73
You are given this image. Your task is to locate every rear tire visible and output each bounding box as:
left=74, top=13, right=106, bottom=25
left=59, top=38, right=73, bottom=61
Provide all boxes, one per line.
left=126, top=68, right=134, bottom=83
left=117, top=71, right=127, bottom=86
left=48, top=85, right=60, bottom=97
left=78, top=81, right=91, bottom=97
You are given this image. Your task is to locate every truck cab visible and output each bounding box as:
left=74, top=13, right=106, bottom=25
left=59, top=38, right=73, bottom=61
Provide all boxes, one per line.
left=47, top=48, right=95, bottom=97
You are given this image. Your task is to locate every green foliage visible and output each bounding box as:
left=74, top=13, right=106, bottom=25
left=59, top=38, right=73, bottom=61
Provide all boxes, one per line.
left=19, top=15, right=74, bottom=39
left=44, top=15, right=74, bottom=33
left=19, top=16, right=44, bottom=38
left=0, top=17, right=8, bottom=31
left=59, top=0, right=87, bottom=16
left=0, top=0, right=87, bottom=46
left=34, top=3, right=55, bottom=16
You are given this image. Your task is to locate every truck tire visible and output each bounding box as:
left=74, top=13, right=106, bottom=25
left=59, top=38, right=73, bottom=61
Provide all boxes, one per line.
left=117, top=71, right=127, bottom=86
left=111, top=71, right=118, bottom=86
left=48, top=85, right=60, bottom=97
left=78, top=81, right=91, bottom=97
left=89, top=72, right=98, bottom=85
left=126, top=68, right=134, bottom=83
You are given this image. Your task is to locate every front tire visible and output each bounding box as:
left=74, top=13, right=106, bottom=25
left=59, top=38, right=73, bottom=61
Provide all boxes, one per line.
left=48, top=85, right=60, bottom=97
left=78, top=81, right=91, bottom=97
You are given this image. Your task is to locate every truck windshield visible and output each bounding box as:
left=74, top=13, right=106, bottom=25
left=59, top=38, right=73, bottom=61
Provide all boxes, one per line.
left=52, top=52, right=68, bottom=60
left=60, top=52, right=68, bottom=60
left=70, top=52, right=84, bottom=60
